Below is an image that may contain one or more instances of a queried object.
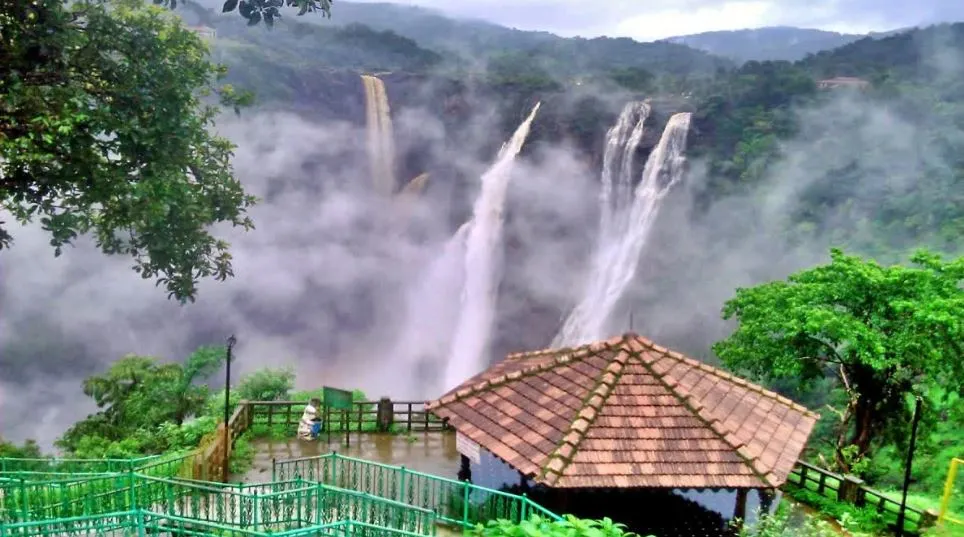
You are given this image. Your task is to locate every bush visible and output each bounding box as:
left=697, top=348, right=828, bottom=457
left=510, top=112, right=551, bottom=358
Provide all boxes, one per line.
left=236, top=368, right=295, bottom=401
left=738, top=506, right=856, bottom=537
left=473, top=515, right=642, bottom=537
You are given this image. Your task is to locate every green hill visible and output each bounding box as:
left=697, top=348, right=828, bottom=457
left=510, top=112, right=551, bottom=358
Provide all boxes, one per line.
left=184, top=0, right=732, bottom=80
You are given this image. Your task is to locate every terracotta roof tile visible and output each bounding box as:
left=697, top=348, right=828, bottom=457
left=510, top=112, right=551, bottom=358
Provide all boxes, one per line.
left=429, top=333, right=818, bottom=489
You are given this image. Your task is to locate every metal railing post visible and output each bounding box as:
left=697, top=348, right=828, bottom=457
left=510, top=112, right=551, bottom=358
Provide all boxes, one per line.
left=253, top=490, right=260, bottom=531
left=462, top=480, right=470, bottom=527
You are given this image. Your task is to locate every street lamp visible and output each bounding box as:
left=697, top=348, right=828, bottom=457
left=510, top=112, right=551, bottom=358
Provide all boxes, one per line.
left=222, top=334, right=237, bottom=482
left=896, top=396, right=923, bottom=537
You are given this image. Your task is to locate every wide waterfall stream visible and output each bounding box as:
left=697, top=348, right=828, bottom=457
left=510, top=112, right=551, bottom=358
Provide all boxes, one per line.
left=554, top=111, right=693, bottom=347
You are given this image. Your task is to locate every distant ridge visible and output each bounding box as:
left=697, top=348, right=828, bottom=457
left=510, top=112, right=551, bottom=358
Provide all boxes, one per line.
left=663, top=26, right=912, bottom=63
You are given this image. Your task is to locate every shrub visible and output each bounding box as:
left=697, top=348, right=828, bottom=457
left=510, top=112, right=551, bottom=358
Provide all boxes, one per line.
left=473, top=515, right=643, bottom=537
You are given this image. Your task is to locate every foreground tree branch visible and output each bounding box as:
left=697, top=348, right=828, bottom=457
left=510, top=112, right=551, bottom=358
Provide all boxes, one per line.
left=1, top=0, right=257, bottom=301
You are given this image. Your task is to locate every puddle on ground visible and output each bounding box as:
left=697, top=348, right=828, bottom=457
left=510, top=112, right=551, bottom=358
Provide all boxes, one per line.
left=235, top=432, right=459, bottom=483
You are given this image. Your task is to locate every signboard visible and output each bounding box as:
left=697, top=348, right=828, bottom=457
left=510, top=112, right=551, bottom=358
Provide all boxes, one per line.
left=322, top=386, right=354, bottom=410
left=456, top=431, right=481, bottom=464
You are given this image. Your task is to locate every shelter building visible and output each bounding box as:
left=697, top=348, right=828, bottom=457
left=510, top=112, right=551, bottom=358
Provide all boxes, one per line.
left=426, top=333, right=818, bottom=537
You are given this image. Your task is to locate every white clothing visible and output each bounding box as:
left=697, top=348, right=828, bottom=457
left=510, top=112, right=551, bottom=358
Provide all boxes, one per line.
left=297, top=404, right=320, bottom=439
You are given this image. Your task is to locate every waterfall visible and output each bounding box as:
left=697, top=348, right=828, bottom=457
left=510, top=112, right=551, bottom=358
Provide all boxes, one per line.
left=361, top=74, right=396, bottom=196
left=441, top=102, right=542, bottom=391
left=392, top=222, right=470, bottom=397
left=398, top=173, right=430, bottom=198
left=553, top=112, right=692, bottom=347
left=600, top=101, right=651, bottom=239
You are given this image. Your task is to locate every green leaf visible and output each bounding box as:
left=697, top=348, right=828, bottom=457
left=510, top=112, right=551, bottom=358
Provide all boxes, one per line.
left=222, top=0, right=239, bottom=12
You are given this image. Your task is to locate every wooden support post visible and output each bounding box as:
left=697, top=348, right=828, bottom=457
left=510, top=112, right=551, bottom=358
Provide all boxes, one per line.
left=344, top=409, right=350, bottom=446
left=733, top=488, right=749, bottom=528
left=457, top=454, right=472, bottom=483
left=760, top=489, right=776, bottom=515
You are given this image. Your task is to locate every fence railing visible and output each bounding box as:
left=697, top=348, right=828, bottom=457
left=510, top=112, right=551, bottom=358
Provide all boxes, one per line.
left=245, top=399, right=447, bottom=435
left=0, top=396, right=447, bottom=488
left=0, top=509, right=436, bottom=537
left=0, top=471, right=437, bottom=536
left=0, top=456, right=155, bottom=476
left=939, top=457, right=964, bottom=526
left=786, top=460, right=937, bottom=534
left=0, top=451, right=201, bottom=483
left=272, top=452, right=561, bottom=529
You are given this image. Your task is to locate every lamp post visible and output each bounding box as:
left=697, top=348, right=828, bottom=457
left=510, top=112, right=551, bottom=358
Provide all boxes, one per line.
left=896, top=396, right=923, bottom=537
left=222, top=334, right=237, bottom=482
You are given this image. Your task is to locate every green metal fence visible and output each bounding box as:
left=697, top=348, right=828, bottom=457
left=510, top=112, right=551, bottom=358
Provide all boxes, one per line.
left=272, top=452, right=561, bottom=528
left=0, top=509, right=437, bottom=537
left=1, top=472, right=436, bottom=536
left=0, top=452, right=196, bottom=482
left=0, top=456, right=156, bottom=476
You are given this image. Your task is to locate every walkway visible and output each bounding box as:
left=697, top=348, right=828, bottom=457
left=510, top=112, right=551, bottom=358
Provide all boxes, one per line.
left=237, top=432, right=460, bottom=484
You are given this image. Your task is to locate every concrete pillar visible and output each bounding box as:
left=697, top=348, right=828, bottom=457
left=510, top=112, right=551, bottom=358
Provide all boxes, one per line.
left=921, top=509, right=939, bottom=530
left=838, top=474, right=865, bottom=505
left=376, top=397, right=394, bottom=432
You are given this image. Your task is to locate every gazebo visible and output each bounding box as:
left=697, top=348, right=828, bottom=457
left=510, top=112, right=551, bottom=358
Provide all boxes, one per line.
left=426, top=333, right=818, bottom=536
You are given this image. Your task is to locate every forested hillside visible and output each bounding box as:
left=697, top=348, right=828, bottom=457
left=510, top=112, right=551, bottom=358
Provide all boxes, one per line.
left=664, top=27, right=867, bottom=62
left=185, top=0, right=732, bottom=81
left=690, top=22, right=964, bottom=255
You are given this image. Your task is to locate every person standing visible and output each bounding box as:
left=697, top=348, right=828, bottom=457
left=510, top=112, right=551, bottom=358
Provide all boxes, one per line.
left=297, top=397, right=323, bottom=440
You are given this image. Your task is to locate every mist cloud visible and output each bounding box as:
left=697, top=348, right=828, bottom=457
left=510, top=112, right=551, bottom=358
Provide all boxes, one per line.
left=0, top=91, right=600, bottom=446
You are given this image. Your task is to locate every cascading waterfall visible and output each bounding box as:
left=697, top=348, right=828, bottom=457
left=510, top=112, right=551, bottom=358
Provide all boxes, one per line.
left=441, top=102, right=542, bottom=391
left=553, top=111, right=692, bottom=347
left=361, top=74, right=397, bottom=196
left=392, top=222, right=470, bottom=397
left=398, top=173, right=430, bottom=198
left=600, top=101, right=651, bottom=239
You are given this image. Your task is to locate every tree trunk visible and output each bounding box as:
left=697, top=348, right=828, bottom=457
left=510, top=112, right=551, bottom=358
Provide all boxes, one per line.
left=835, top=390, right=877, bottom=472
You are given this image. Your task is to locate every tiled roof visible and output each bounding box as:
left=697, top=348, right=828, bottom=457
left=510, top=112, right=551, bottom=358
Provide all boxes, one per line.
left=426, top=333, right=818, bottom=489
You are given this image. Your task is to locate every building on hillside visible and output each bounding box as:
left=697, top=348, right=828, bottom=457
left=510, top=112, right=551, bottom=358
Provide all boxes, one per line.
left=188, top=26, right=217, bottom=39
left=817, top=76, right=870, bottom=90
left=426, top=333, right=818, bottom=537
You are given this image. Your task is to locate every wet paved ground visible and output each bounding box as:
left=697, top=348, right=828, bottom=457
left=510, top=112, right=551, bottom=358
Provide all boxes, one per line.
left=236, top=431, right=460, bottom=483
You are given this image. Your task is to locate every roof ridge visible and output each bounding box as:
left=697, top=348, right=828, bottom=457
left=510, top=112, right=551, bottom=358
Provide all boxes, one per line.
left=629, top=339, right=774, bottom=488
left=429, top=336, right=623, bottom=410
left=538, top=338, right=631, bottom=486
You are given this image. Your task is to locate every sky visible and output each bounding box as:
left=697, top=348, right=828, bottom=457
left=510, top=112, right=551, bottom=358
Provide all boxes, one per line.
left=351, top=0, right=964, bottom=41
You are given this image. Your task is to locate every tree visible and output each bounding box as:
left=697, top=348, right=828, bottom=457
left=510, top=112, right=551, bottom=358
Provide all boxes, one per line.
left=217, top=0, right=331, bottom=27
left=1, top=0, right=256, bottom=302
left=58, top=346, right=225, bottom=453
left=0, top=437, right=42, bottom=458
left=713, top=248, right=964, bottom=471
left=236, top=367, right=294, bottom=401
